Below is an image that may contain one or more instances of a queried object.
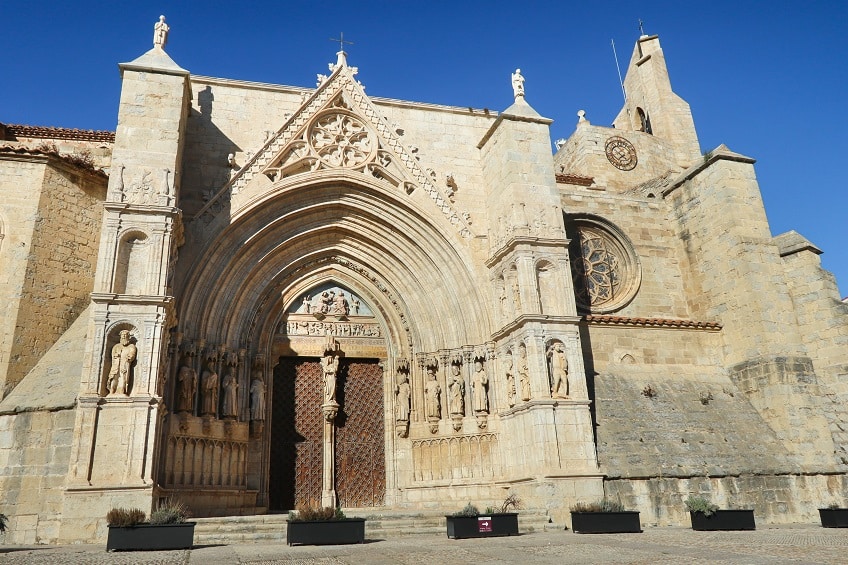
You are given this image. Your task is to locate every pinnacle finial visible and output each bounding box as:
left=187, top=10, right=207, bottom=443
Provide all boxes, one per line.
left=330, top=33, right=354, bottom=66
left=153, top=15, right=169, bottom=49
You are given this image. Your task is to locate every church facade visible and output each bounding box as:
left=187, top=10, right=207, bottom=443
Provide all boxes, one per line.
left=1, top=22, right=847, bottom=544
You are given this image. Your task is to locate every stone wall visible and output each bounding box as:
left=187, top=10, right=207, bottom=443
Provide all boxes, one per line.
left=0, top=409, right=75, bottom=544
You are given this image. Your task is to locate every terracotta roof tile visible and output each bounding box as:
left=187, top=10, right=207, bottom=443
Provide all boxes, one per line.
left=584, top=314, right=721, bottom=330
left=4, top=124, right=114, bottom=143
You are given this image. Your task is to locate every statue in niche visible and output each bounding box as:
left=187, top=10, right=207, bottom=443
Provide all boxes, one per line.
left=221, top=368, right=239, bottom=419
left=250, top=364, right=266, bottom=421
left=505, top=352, right=516, bottom=408
left=498, top=283, right=509, bottom=320
left=395, top=373, right=410, bottom=422
left=471, top=359, right=489, bottom=414
left=200, top=360, right=219, bottom=416
left=511, top=68, right=525, bottom=99
left=322, top=351, right=339, bottom=404
left=518, top=343, right=531, bottom=401
left=153, top=15, right=169, bottom=48
left=332, top=291, right=350, bottom=316
left=547, top=342, right=570, bottom=399
left=448, top=364, right=465, bottom=416
left=175, top=364, right=197, bottom=412
left=511, top=278, right=521, bottom=312
left=107, top=330, right=137, bottom=396
left=424, top=366, right=441, bottom=420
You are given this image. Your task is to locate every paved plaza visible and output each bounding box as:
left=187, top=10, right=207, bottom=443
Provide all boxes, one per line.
left=2, top=524, right=847, bottom=564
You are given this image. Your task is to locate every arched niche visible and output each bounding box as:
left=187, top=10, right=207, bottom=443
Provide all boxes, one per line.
left=535, top=259, right=558, bottom=315
left=113, top=230, right=150, bottom=295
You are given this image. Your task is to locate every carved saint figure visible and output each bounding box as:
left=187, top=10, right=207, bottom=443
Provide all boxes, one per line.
left=322, top=353, right=339, bottom=404
left=332, top=291, right=350, bottom=316
left=176, top=365, right=197, bottom=412
left=424, top=367, right=441, bottom=420
left=547, top=342, right=570, bottom=398
left=351, top=298, right=360, bottom=315
left=518, top=343, right=531, bottom=402
left=498, top=283, right=509, bottom=320
left=201, top=361, right=219, bottom=416
left=107, top=330, right=137, bottom=396
left=511, top=68, right=525, bottom=98
left=448, top=364, right=465, bottom=416
left=505, top=353, right=516, bottom=408
left=153, top=15, right=169, bottom=48
left=395, top=373, right=411, bottom=422
left=471, top=360, right=489, bottom=413
left=221, top=370, right=239, bottom=418
left=319, top=291, right=333, bottom=314
left=250, top=374, right=266, bottom=421
left=511, top=278, right=521, bottom=313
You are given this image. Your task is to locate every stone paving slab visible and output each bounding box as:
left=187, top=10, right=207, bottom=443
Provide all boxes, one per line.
left=1, top=524, right=847, bottom=564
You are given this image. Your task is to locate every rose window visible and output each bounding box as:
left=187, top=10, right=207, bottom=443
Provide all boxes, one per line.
left=568, top=219, right=640, bottom=313
left=309, top=111, right=375, bottom=168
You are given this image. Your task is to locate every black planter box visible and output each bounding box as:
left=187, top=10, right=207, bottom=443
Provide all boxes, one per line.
left=286, top=518, right=366, bottom=545
left=570, top=511, right=641, bottom=533
left=690, top=510, right=755, bottom=531
left=819, top=508, right=848, bottom=528
left=445, top=513, right=519, bottom=539
left=106, top=522, right=195, bottom=551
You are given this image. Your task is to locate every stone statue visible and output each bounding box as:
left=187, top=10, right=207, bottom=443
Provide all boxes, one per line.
left=395, top=373, right=410, bottom=422
left=221, top=370, right=239, bottom=419
left=448, top=364, right=465, bottom=416
left=518, top=343, right=531, bottom=402
left=250, top=374, right=266, bottom=421
left=351, top=298, right=360, bottom=315
left=332, top=291, right=350, bottom=315
left=424, top=367, right=441, bottom=420
left=322, top=352, right=339, bottom=404
left=471, top=360, right=488, bottom=414
left=201, top=360, right=219, bottom=416
left=499, top=283, right=509, bottom=320
left=176, top=365, right=197, bottom=412
left=511, top=68, right=525, bottom=99
left=153, top=15, right=169, bottom=48
left=107, top=330, right=137, bottom=396
left=319, top=291, right=333, bottom=314
left=511, top=278, right=521, bottom=312
left=505, top=353, right=516, bottom=408
left=547, top=342, right=569, bottom=398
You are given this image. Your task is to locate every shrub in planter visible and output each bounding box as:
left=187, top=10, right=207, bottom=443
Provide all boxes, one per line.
left=445, top=495, right=521, bottom=539
left=685, top=495, right=755, bottom=531
left=569, top=499, right=641, bottom=534
left=286, top=506, right=365, bottom=546
left=106, top=499, right=195, bottom=551
left=819, top=503, right=848, bottom=528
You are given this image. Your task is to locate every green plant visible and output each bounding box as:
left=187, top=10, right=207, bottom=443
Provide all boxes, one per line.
left=289, top=505, right=347, bottom=522
left=452, top=502, right=480, bottom=517
left=826, top=502, right=842, bottom=510
left=0, top=513, right=7, bottom=533
left=106, top=507, right=147, bottom=527
left=570, top=499, right=625, bottom=513
left=685, top=495, right=719, bottom=517
left=150, top=497, right=191, bottom=525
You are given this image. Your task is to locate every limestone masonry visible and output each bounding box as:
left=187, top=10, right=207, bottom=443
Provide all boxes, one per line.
left=1, top=20, right=846, bottom=544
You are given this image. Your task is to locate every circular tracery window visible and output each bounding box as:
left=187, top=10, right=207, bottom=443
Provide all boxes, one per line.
left=567, top=217, right=640, bottom=313
left=309, top=110, right=375, bottom=168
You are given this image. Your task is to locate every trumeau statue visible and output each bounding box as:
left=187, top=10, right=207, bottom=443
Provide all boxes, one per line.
left=511, top=68, right=525, bottom=99
left=518, top=343, right=531, bottom=402
left=201, top=360, right=219, bottom=416
left=448, top=364, right=465, bottom=417
left=107, top=330, right=137, bottom=396
left=153, top=15, right=169, bottom=48
left=221, top=369, right=239, bottom=419
left=424, top=366, right=441, bottom=420
left=547, top=342, right=570, bottom=399
left=322, top=351, right=339, bottom=404
left=176, top=364, right=197, bottom=412
left=472, top=359, right=489, bottom=414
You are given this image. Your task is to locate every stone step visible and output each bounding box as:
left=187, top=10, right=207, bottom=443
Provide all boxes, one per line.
left=192, top=508, right=553, bottom=545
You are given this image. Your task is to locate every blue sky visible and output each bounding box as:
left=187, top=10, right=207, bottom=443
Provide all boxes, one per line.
left=2, top=1, right=845, bottom=296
